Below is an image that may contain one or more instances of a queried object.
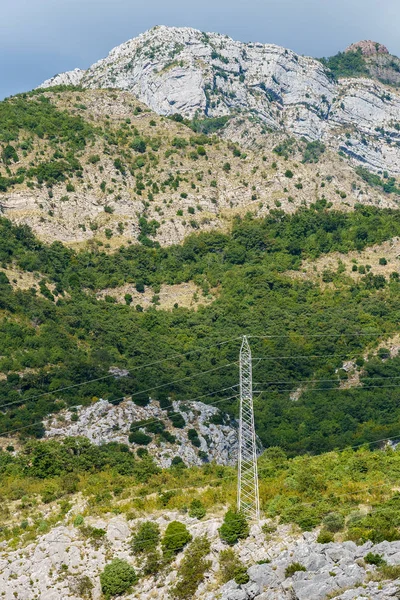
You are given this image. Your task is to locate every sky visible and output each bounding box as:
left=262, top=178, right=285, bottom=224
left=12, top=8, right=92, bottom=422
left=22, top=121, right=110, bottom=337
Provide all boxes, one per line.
left=1, top=0, right=399, bottom=100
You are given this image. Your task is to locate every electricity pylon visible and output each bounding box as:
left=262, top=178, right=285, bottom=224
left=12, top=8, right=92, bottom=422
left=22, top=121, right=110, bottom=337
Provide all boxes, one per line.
left=237, top=335, right=260, bottom=521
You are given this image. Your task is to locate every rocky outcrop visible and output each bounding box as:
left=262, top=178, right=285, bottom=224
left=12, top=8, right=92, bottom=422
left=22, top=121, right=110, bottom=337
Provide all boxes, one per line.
left=40, top=68, right=86, bottom=88
left=1, top=513, right=400, bottom=600
left=346, top=41, right=389, bottom=56
left=44, top=398, right=239, bottom=467
left=218, top=534, right=400, bottom=600
left=40, top=26, right=400, bottom=174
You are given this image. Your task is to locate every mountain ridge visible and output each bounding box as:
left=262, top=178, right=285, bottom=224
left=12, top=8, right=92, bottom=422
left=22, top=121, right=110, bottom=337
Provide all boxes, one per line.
left=39, top=26, right=400, bottom=175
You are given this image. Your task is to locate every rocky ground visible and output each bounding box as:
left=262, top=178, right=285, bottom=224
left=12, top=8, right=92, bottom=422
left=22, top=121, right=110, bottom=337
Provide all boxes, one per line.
left=1, top=510, right=400, bottom=600
left=44, top=397, right=239, bottom=467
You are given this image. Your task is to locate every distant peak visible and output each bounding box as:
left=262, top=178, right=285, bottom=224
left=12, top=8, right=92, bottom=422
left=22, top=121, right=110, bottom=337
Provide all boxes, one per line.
left=345, top=40, right=389, bottom=56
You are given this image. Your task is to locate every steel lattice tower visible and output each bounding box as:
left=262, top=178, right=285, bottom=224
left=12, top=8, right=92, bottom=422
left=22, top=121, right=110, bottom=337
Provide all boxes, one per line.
left=237, top=336, right=260, bottom=521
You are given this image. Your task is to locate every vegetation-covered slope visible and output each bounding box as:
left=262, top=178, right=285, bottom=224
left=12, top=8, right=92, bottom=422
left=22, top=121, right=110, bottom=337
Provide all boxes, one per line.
left=1, top=87, right=398, bottom=247
left=3, top=205, right=400, bottom=456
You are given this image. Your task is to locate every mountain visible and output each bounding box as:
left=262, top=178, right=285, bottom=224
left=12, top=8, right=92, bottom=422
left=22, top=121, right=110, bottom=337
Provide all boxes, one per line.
left=4, top=25, right=400, bottom=600
left=40, top=26, right=400, bottom=174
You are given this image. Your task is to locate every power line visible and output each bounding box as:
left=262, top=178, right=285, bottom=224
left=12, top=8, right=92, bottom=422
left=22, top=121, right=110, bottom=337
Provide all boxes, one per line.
left=256, top=382, right=400, bottom=393
left=254, top=374, right=400, bottom=386
left=0, top=360, right=237, bottom=413
left=0, top=378, right=240, bottom=439
left=249, top=332, right=383, bottom=340
left=0, top=335, right=241, bottom=411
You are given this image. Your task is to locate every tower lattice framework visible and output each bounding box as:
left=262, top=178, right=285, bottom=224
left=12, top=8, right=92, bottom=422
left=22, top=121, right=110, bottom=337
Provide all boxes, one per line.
left=237, top=335, right=260, bottom=521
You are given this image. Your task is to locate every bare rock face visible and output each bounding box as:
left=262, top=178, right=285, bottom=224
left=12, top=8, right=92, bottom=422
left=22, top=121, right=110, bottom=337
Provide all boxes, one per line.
left=39, top=68, right=86, bottom=88
left=39, top=26, right=400, bottom=174
left=346, top=40, right=389, bottom=56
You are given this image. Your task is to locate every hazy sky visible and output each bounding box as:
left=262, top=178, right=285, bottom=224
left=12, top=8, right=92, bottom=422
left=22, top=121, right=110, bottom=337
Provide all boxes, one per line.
left=1, top=0, right=399, bottom=100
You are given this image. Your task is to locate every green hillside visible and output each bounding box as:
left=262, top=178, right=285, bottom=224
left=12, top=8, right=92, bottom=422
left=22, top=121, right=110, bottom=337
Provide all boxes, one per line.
left=2, top=204, right=400, bottom=454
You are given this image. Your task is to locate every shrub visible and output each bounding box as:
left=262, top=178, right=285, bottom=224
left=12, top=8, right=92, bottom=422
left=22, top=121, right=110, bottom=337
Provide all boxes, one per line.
left=187, top=428, right=201, bottom=447
left=189, top=499, right=206, bottom=520
left=162, top=521, right=192, bottom=555
left=364, top=552, right=386, bottom=566
left=172, top=536, right=211, bottom=599
left=169, top=412, right=186, bottom=428
left=129, top=430, right=151, bottom=445
left=131, top=137, right=146, bottom=153
left=317, top=529, right=334, bottom=544
left=323, top=512, right=345, bottom=533
left=131, top=521, right=160, bottom=555
left=285, top=169, right=294, bottom=178
left=219, top=548, right=246, bottom=584
left=73, top=514, right=84, bottom=527
left=223, top=162, right=231, bottom=172
left=379, top=257, right=388, bottom=265
left=219, top=510, right=249, bottom=545
left=100, top=559, right=137, bottom=599
left=135, top=280, right=145, bottom=293
left=285, top=562, right=306, bottom=578
left=234, top=566, right=250, bottom=585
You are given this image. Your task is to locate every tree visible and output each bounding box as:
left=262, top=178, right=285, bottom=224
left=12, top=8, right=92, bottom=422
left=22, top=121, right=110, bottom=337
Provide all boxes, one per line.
left=131, top=521, right=160, bottom=554
left=100, top=559, right=137, bottom=599
left=129, top=431, right=151, bottom=445
left=219, top=510, right=249, bottom=545
left=189, top=499, right=206, bottom=519
left=171, top=536, right=211, bottom=599
left=162, top=521, right=192, bottom=556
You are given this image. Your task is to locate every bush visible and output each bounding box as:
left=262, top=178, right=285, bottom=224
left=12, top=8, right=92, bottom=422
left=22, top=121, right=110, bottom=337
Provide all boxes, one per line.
left=187, top=428, right=201, bottom=447
left=100, top=559, right=137, bottom=599
left=379, top=257, right=388, bottom=265
left=189, top=499, right=206, bottom=520
left=129, top=430, right=151, bottom=445
left=285, top=562, right=306, bottom=578
left=365, top=552, right=386, bottom=566
left=323, top=512, right=345, bottom=533
left=135, top=280, right=145, bottom=293
left=73, top=514, right=84, bottom=527
left=317, top=529, right=334, bottom=544
left=234, top=566, right=250, bottom=584
left=162, top=521, right=192, bottom=555
left=169, top=412, right=186, bottom=428
left=219, top=510, right=249, bottom=545
left=285, top=169, right=294, bottom=178
left=172, top=536, right=211, bottom=599
left=219, top=548, right=247, bottom=584
left=131, top=521, right=160, bottom=554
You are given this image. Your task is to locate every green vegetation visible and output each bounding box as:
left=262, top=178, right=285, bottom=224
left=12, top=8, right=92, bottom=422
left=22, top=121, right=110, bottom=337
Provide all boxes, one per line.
left=100, top=559, right=137, bottom=599
left=162, top=521, right=192, bottom=555
left=302, top=140, right=326, bottom=163
left=131, top=521, right=160, bottom=554
left=285, top=562, right=307, bottom=578
left=189, top=499, right=206, bottom=519
left=356, top=166, right=400, bottom=195
left=172, top=536, right=211, bottom=599
left=4, top=204, right=400, bottom=453
left=219, top=548, right=248, bottom=584
left=219, top=510, right=249, bottom=545
left=319, top=50, right=368, bottom=80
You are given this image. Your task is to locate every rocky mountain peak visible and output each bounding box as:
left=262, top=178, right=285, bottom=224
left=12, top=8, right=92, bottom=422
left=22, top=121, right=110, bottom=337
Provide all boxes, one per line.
left=346, top=40, right=389, bottom=56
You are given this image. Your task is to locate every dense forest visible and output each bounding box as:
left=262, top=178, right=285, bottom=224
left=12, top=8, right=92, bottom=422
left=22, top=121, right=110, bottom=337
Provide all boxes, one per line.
left=2, top=204, right=400, bottom=454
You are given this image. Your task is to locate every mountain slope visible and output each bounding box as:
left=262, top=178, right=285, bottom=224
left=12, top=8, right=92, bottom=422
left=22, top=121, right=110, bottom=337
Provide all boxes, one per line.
left=40, top=26, right=400, bottom=174
left=1, top=88, right=399, bottom=246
